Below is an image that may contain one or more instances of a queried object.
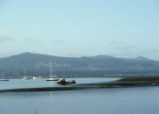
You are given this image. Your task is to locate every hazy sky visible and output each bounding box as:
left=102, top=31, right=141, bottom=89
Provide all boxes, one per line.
left=0, top=0, right=159, bottom=59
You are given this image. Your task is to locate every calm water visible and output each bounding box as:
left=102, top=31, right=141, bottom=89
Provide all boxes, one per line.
left=0, top=86, right=159, bottom=114
left=0, top=78, right=120, bottom=90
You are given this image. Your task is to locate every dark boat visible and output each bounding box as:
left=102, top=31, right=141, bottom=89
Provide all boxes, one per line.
left=0, top=79, right=10, bottom=81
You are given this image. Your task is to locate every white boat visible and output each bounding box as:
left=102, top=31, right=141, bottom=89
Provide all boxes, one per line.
left=46, top=62, right=59, bottom=81
left=32, top=76, right=38, bottom=79
left=22, top=76, right=32, bottom=80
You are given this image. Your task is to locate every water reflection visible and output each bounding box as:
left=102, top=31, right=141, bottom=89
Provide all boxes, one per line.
left=0, top=87, right=159, bottom=114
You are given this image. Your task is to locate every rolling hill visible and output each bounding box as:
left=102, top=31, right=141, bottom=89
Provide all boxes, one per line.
left=0, top=52, right=159, bottom=78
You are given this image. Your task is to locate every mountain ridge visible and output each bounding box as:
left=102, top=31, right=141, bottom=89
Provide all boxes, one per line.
left=0, top=52, right=159, bottom=78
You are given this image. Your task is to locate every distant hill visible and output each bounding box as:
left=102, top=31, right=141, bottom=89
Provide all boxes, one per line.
left=0, top=52, right=159, bottom=78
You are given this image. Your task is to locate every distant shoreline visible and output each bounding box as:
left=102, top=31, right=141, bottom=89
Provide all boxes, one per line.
left=1, top=76, right=159, bottom=92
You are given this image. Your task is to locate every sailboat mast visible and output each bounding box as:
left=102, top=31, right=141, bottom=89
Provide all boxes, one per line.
left=49, top=62, right=53, bottom=77
left=24, top=68, right=26, bottom=76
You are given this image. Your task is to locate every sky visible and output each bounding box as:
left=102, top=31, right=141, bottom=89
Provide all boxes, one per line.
left=0, top=0, right=159, bottom=59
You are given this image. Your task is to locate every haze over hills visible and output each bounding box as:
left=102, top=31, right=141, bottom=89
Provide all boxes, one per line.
left=0, top=52, right=159, bottom=78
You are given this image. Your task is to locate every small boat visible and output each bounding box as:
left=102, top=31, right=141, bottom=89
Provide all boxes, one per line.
left=0, top=79, right=9, bottom=81
left=46, top=62, right=59, bottom=81
left=32, top=76, right=39, bottom=79
left=22, top=76, right=32, bottom=80
left=56, top=78, right=66, bottom=85
left=56, top=78, right=76, bottom=85
left=46, top=77, right=59, bottom=81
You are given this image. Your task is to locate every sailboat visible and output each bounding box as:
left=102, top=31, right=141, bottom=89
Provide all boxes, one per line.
left=46, top=62, right=59, bottom=81
left=22, top=68, right=32, bottom=80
